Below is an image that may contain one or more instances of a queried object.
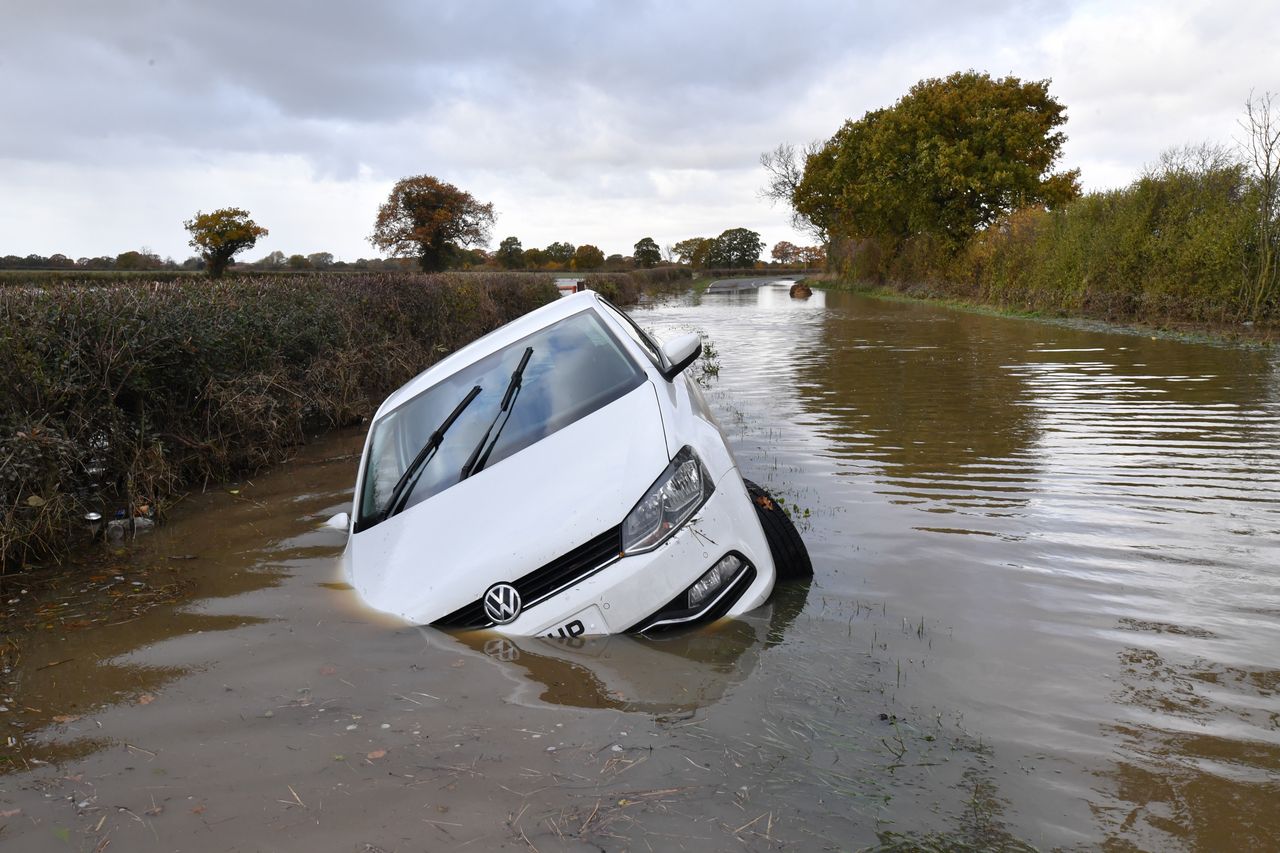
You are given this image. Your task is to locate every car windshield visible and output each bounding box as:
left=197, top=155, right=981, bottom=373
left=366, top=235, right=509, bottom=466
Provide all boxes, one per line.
left=356, top=308, right=645, bottom=530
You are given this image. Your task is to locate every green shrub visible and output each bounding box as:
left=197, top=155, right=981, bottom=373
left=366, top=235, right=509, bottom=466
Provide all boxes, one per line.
left=844, top=158, right=1273, bottom=327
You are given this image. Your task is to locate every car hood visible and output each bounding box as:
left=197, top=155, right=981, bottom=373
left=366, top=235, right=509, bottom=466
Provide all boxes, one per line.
left=348, top=382, right=668, bottom=625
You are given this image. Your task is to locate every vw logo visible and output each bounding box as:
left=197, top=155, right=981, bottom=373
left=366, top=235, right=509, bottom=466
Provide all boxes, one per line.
left=483, top=583, right=522, bottom=624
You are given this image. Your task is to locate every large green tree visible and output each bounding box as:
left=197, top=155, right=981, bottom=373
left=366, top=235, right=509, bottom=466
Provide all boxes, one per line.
left=543, top=241, right=576, bottom=266
left=707, top=228, right=765, bottom=268
left=495, top=236, right=525, bottom=269
left=633, top=236, right=661, bottom=268
left=791, top=71, right=1080, bottom=248
left=370, top=175, right=495, bottom=271
left=184, top=208, right=268, bottom=278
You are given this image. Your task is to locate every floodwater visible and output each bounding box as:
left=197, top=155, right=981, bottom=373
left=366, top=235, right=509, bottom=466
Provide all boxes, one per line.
left=2, top=283, right=1279, bottom=850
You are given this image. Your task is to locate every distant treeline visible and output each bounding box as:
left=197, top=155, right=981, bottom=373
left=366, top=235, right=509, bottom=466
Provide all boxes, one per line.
left=3, top=229, right=826, bottom=277
left=0, top=251, right=427, bottom=274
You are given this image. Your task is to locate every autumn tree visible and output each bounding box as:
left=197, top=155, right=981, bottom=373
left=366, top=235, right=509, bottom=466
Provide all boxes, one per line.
left=797, top=245, right=827, bottom=267
left=633, top=236, right=661, bottom=268
left=787, top=71, right=1080, bottom=249
left=184, top=207, right=269, bottom=278
left=771, top=240, right=800, bottom=264
left=672, top=237, right=712, bottom=268
left=572, top=244, right=605, bottom=270
left=115, top=249, right=162, bottom=270
left=496, top=236, right=525, bottom=269
left=707, top=228, right=765, bottom=268
left=370, top=175, right=495, bottom=272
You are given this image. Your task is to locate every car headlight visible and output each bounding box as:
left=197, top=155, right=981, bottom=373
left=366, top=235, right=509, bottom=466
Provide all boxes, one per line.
left=621, top=447, right=714, bottom=554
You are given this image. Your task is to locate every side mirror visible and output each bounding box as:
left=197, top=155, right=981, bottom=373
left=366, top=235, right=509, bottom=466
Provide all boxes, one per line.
left=659, top=333, right=702, bottom=381
left=323, top=512, right=350, bottom=532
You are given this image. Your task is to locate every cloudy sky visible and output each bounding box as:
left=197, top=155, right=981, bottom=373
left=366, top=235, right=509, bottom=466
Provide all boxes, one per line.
left=2, top=0, right=1276, bottom=262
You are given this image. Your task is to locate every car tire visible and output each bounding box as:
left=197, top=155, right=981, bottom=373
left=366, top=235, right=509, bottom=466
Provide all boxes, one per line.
left=743, top=479, right=813, bottom=580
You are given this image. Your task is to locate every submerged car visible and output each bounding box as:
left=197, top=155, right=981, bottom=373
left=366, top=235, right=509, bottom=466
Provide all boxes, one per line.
left=331, top=290, right=810, bottom=637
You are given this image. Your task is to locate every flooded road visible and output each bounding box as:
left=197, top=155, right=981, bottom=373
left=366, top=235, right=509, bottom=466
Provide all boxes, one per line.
left=3, top=283, right=1279, bottom=850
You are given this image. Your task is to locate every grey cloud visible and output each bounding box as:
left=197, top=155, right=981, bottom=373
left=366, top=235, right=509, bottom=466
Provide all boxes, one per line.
left=2, top=0, right=1274, bottom=260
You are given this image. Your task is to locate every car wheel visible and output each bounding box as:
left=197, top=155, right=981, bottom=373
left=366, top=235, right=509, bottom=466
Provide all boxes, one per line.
left=743, top=479, right=813, bottom=580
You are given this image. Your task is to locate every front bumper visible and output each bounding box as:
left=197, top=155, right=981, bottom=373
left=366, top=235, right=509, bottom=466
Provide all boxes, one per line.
left=474, top=469, right=776, bottom=637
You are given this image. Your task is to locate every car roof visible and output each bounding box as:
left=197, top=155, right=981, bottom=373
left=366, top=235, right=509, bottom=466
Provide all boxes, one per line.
left=372, top=289, right=616, bottom=422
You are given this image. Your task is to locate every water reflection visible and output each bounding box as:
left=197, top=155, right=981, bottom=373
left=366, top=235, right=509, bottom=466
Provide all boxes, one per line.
left=640, top=286, right=1280, bottom=847
left=0, top=435, right=362, bottom=774
left=802, top=297, right=1043, bottom=526
left=440, top=580, right=810, bottom=715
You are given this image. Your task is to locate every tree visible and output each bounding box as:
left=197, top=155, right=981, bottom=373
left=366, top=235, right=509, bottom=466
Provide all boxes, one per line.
left=495, top=236, right=525, bottom=269
left=1239, top=90, right=1279, bottom=318
left=790, top=71, right=1080, bottom=249
left=370, top=175, right=495, bottom=272
left=307, top=252, right=334, bottom=269
left=633, top=236, right=661, bottom=268
left=258, top=250, right=286, bottom=268
left=771, top=240, right=800, bottom=264
left=523, top=247, right=546, bottom=269
left=184, top=208, right=269, bottom=278
left=760, top=141, right=827, bottom=240
left=459, top=247, right=489, bottom=269
left=672, top=237, right=712, bottom=268
left=544, top=241, right=576, bottom=265
left=114, top=249, right=162, bottom=270
left=707, top=228, right=765, bottom=268
left=572, top=244, right=605, bottom=270
left=797, top=245, right=827, bottom=267
left=287, top=254, right=308, bottom=270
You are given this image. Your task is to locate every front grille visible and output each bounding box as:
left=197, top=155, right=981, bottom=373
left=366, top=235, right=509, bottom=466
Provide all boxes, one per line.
left=433, top=524, right=622, bottom=629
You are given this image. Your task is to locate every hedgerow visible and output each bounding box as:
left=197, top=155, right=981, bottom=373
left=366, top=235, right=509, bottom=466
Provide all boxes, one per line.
left=0, top=272, right=556, bottom=569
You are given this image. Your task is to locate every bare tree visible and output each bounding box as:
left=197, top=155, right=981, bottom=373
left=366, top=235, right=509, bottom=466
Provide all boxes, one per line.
left=1148, top=141, right=1240, bottom=178
left=1239, top=91, right=1280, bottom=319
left=759, top=141, right=826, bottom=240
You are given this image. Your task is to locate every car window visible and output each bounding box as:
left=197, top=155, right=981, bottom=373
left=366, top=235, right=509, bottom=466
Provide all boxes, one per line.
left=356, top=309, right=645, bottom=530
left=598, top=298, right=667, bottom=370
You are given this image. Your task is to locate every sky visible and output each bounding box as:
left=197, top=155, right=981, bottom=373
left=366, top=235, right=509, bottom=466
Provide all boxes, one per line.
left=2, top=0, right=1277, bottom=263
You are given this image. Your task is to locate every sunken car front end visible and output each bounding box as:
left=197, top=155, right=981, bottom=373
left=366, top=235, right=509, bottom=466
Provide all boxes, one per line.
left=433, top=456, right=775, bottom=637
left=339, top=292, right=775, bottom=637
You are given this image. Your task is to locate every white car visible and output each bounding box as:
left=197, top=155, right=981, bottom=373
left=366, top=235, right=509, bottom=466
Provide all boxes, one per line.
left=331, top=290, right=810, bottom=637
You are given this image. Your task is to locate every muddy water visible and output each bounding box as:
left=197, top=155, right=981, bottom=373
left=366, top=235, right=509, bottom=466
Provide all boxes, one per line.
left=2, top=284, right=1279, bottom=850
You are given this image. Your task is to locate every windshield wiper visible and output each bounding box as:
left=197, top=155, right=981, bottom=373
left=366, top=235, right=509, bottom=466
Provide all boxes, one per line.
left=460, top=346, right=533, bottom=481
left=380, top=384, right=482, bottom=522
